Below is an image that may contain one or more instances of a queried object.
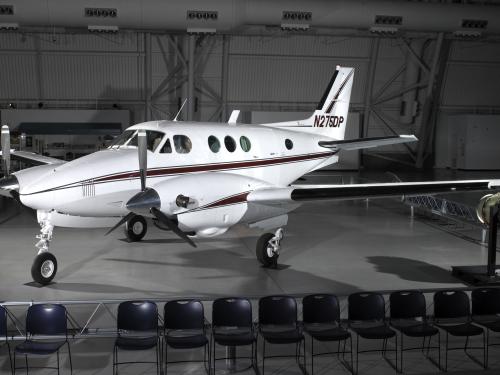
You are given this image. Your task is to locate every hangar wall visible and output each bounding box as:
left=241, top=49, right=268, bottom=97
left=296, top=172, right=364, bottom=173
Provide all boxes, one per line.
left=1, top=31, right=500, bottom=168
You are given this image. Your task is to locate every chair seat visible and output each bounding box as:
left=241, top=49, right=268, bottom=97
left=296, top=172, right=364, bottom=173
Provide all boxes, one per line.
left=436, top=322, right=483, bottom=337
left=351, top=325, right=396, bottom=340
left=214, top=327, right=255, bottom=346
left=15, top=340, right=66, bottom=355
left=305, top=324, right=350, bottom=342
left=115, top=336, right=158, bottom=350
left=473, top=319, right=500, bottom=332
left=392, top=322, right=439, bottom=337
left=260, top=326, right=304, bottom=344
left=166, top=331, right=208, bottom=349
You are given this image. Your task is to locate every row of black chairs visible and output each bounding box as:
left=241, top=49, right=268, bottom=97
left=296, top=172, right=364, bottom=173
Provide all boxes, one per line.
left=1, top=287, right=500, bottom=374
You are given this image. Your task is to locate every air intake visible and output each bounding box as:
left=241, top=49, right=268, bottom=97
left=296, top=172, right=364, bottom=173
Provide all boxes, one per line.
left=375, top=15, right=403, bottom=26
left=84, top=8, right=117, bottom=18
left=187, top=10, right=218, bottom=21
left=461, top=19, right=488, bottom=29
left=282, top=11, right=312, bottom=21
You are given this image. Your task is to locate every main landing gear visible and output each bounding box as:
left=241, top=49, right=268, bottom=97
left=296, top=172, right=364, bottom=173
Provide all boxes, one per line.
left=124, top=215, right=147, bottom=242
left=31, top=213, right=57, bottom=285
left=256, top=228, right=283, bottom=268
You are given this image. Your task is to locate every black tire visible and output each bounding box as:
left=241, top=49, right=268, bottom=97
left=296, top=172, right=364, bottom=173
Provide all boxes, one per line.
left=256, top=233, right=278, bottom=267
left=31, top=252, right=58, bottom=285
left=124, top=215, right=147, bottom=242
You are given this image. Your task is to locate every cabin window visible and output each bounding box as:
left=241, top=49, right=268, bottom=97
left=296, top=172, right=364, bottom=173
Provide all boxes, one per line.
left=208, top=135, right=220, bottom=153
left=285, top=138, right=293, bottom=150
left=147, top=131, right=165, bottom=151
left=240, top=136, right=251, bottom=152
left=160, top=138, right=172, bottom=153
left=108, top=130, right=165, bottom=152
left=224, top=136, right=236, bottom=152
left=109, top=130, right=135, bottom=148
left=173, top=135, right=192, bottom=154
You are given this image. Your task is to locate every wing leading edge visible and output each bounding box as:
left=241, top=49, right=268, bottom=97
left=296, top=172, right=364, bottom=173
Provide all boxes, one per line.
left=318, top=135, right=418, bottom=151
left=0, top=150, right=66, bottom=166
left=248, top=180, right=500, bottom=204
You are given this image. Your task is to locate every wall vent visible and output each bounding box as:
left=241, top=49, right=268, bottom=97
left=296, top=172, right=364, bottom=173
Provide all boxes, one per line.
left=85, top=8, right=118, bottom=18
left=375, top=15, right=403, bottom=26
left=187, top=10, right=218, bottom=21
left=0, top=5, right=14, bottom=15
left=282, top=11, right=312, bottom=21
left=461, top=19, right=488, bottom=29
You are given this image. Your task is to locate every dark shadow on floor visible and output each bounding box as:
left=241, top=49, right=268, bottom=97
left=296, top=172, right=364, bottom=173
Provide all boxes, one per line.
left=367, top=256, right=457, bottom=283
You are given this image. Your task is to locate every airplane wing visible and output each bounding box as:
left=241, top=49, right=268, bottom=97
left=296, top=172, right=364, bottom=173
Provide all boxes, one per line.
left=0, top=150, right=66, bottom=166
left=248, top=180, right=500, bottom=204
left=318, top=135, right=417, bottom=151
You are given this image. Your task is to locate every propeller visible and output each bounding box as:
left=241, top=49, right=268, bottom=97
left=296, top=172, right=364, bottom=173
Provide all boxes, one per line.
left=106, top=129, right=196, bottom=247
left=1, top=125, right=11, bottom=177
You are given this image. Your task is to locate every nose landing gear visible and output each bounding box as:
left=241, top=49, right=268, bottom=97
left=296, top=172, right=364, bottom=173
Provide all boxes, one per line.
left=31, top=213, right=57, bottom=285
left=124, top=215, right=147, bottom=242
left=256, top=228, right=283, bottom=268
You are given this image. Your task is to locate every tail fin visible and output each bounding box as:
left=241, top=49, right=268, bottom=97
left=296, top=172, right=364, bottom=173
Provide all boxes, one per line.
left=265, top=66, right=354, bottom=140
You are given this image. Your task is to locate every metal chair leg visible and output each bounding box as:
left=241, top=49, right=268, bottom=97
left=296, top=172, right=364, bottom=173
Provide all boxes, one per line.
left=67, top=342, right=72, bottom=375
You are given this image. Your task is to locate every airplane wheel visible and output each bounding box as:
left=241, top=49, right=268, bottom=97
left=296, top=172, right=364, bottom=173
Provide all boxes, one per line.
left=125, top=215, right=147, bottom=242
left=31, top=252, right=57, bottom=285
left=256, top=233, right=278, bottom=267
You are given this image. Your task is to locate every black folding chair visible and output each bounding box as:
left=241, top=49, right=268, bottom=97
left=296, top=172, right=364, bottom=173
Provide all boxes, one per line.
left=303, top=294, right=352, bottom=374
left=164, top=299, right=210, bottom=374
left=113, top=301, right=160, bottom=375
left=389, top=290, right=440, bottom=372
left=471, top=287, right=500, bottom=368
left=14, top=304, right=72, bottom=374
left=0, top=306, right=12, bottom=374
left=434, top=290, right=486, bottom=371
left=258, top=295, right=306, bottom=374
left=212, top=297, right=257, bottom=373
left=348, top=292, right=397, bottom=375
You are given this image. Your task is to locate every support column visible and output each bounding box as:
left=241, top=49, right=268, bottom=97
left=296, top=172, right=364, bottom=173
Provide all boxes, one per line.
left=144, top=32, right=152, bottom=122
left=361, top=38, right=380, bottom=139
left=187, top=34, right=196, bottom=121
left=221, top=35, right=230, bottom=122
left=415, top=33, right=444, bottom=168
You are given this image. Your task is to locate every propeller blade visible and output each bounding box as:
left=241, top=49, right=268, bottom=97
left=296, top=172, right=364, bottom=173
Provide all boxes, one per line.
left=1, top=125, right=11, bottom=176
left=138, top=129, right=147, bottom=192
left=151, top=207, right=197, bottom=248
left=105, top=212, right=135, bottom=236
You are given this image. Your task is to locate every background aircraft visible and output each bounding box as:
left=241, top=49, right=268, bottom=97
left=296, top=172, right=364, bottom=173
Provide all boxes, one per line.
left=1, top=66, right=499, bottom=285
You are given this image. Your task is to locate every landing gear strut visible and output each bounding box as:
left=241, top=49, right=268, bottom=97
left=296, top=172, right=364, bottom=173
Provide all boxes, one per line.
left=124, top=215, right=147, bottom=242
left=31, top=212, right=57, bottom=285
left=256, top=228, right=283, bottom=268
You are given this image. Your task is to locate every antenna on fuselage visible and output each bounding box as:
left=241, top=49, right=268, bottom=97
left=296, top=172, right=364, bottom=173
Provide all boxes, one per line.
left=173, top=99, right=188, bottom=121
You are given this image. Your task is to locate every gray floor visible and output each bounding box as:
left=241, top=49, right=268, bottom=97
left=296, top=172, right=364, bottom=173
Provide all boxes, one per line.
left=1, top=170, right=499, bottom=374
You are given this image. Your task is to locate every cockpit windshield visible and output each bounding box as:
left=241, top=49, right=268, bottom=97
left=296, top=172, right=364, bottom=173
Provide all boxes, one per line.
left=109, top=130, right=165, bottom=152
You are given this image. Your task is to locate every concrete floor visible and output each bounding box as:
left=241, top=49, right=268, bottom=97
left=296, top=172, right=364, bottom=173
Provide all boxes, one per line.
left=1, top=170, right=500, bottom=374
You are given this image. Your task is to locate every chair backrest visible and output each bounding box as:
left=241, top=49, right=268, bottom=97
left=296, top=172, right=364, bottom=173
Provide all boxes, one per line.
left=259, top=295, right=297, bottom=326
left=213, top=297, right=252, bottom=328
left=348, top=292, right=386, bottom=321
left=471, top=287, right=500, bottom=315
left=303, top=294, right=340, bottom=324
left=434, top=290, right=470, bottom=319
left=164, top=299, right=205, bottom=330
left=390, top=290, right=426, bottom=320
left=26, top=304, right=67, bottom=336
left=117, top=301, right=158, bottom=332
left=0, top=306, right=6, bottom=337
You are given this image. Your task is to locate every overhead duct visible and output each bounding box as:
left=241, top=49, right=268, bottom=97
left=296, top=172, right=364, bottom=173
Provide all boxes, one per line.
left=3, top=0, right=500, bottom=34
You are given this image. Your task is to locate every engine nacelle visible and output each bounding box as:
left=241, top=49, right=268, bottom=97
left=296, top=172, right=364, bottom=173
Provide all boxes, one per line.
left=476, top=193, right=500, bottom=225
left=150, top=173, right=272, bottom=233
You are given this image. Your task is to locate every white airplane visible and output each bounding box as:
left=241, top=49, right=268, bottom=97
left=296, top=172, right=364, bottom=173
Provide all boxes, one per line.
left=1, top=66, right=499, bottom=285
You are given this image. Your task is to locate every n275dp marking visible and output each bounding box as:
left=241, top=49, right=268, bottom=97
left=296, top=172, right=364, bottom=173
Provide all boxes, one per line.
left=314, top=115, right=344, bottom=127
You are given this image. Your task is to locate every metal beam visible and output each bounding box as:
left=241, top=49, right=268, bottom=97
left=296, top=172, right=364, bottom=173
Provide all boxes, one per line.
left=187, top=35, right=196, bottom=121
left=361, top=38, right=380, bottom=138
left=144, top=32, right=152, bottom=122
left=221, top=35, right=230, bottom=122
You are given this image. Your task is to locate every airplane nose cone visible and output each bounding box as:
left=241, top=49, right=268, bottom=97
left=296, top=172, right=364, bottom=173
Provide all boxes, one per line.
left=0, top=175, right=19, bottom=197
left=126, top=188, right=161, bottom=215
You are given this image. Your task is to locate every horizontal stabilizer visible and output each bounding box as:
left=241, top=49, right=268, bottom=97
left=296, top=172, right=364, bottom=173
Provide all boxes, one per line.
left=248, top=179, right=500, bottom=204
left=319, top=135, right=417, bottom=151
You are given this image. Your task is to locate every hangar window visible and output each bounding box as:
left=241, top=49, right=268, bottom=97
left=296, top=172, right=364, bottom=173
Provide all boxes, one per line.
left=160, top=139, right=172, bottom=153
left=224, top=136, right=236, bottom=152
left=208, top=135, right=220, bottom=153
left=240, top=136, right=251, bottom=152
left=173, top=135, right=192, bottom=154
left=285, top=139, right=293, bottom=150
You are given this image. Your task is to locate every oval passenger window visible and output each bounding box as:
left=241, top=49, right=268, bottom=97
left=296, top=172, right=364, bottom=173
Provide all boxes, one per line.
left=225, top=136, right=236, bottom=152
left=285, top=139, right=293, bottom=150
left=240, top=136, right=251, bottom=152
left=173, top=135, right=192, bottom=154
left=208, top=135, right=220, bottom=153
